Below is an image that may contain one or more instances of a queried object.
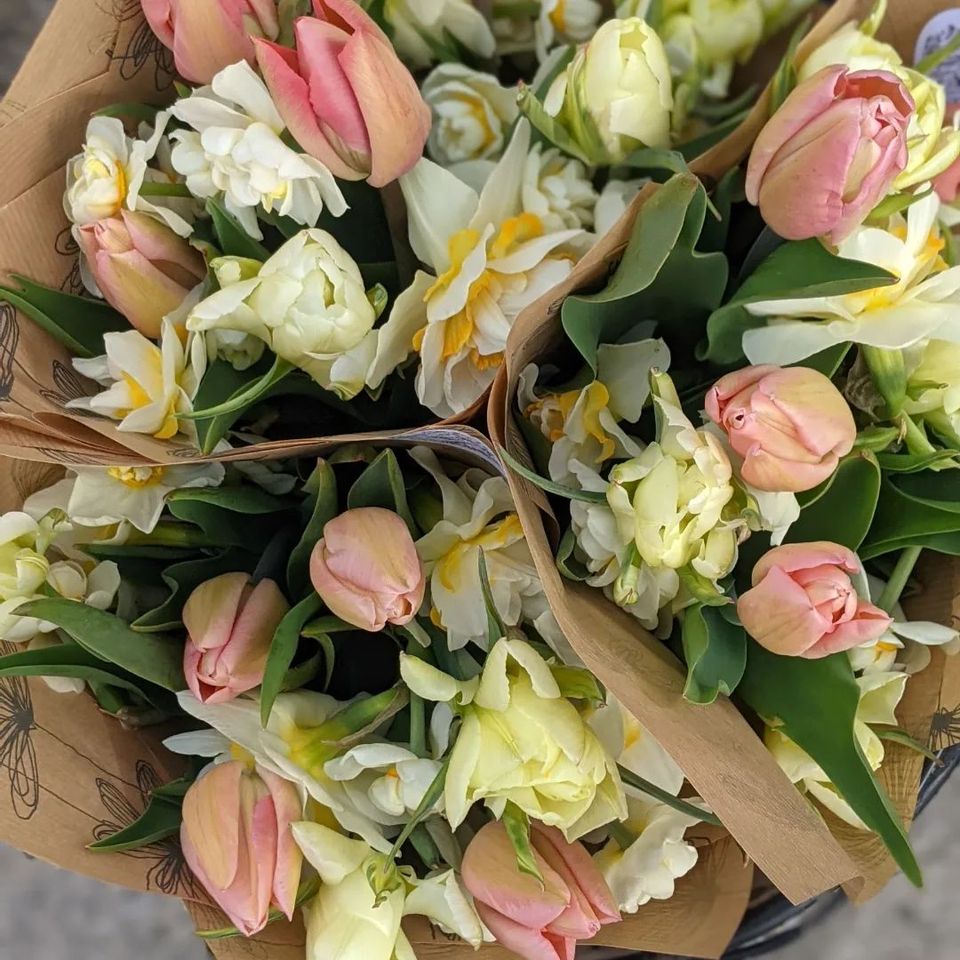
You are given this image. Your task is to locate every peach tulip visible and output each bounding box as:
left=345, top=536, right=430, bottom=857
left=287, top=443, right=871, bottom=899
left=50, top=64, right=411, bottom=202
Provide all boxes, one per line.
left=254, top=0, right=430, bottom=187
left=141, top=0, right=280, bottom=84
left=462, top=821, right=620, bottom=960
left=183, top=572, right=289, bottom=704
left=76, top=210, right=205, bottom=339
left=934, top=150, right=960, bottom=202
left=746, top=66, right=912, bottom=244
left=181, top=760, right=302, bottom=937
left=705, top=365, right=855, bottom=493
left=737, top=542, right=892, bottom=659
left=310, top=507, right=425, bottom=631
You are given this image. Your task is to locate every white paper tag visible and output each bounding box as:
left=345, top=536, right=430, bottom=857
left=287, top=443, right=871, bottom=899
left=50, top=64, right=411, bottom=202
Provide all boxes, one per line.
left=915, top=10, right=960, bottom=106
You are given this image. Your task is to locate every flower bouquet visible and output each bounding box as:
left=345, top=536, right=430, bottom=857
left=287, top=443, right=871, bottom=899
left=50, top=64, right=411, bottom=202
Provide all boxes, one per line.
left=0, top=0, right=833, bottom=467
left=491, top=0, right=960, bottom=907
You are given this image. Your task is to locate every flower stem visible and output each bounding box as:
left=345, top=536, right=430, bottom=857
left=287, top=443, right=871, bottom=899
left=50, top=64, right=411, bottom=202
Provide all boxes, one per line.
left=409, top=693, right=426, bottom=757
left=877, top=546, right=922, bottom=614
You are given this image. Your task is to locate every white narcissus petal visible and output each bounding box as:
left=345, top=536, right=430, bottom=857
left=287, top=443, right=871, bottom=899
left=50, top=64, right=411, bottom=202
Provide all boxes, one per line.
left=403, top=870, right=484, bottom=947
left=400, top=653, right=477, bottom=704
left=889, top=620, right=960, bottom=645
left=366, top=272, right=433, bottom=390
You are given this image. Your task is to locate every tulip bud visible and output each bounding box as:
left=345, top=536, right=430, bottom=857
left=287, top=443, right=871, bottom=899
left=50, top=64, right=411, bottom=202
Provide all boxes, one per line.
left=737, top=542, right=892, bottom=658
left=254, top=0, right=431, bottom=187
left=934, top=150, right=960, bottom=203
left=541, top=18, right=673, bottom=164
left=746, top=66, right=912, bottom=245
left=183, top=572, right=289, bottom=704
left=310, top=508, right=425, bottom=631
left=181, top=760, right=302, bottom=937
left=462, top=821, right=620, bottom=960
left=76, top=210, right=205, bottom=338
left=141, top=0, right=280, bottom=85
left=706, top=365, right=856, bottom=493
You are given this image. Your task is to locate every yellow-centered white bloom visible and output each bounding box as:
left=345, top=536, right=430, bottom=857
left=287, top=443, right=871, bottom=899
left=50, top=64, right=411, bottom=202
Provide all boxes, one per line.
left=536, top=0, right=603, bottom=60
left=382, top=0, right=496, bottom=68
left=367, top=122, right=587, bottom=417
left=186, top=229, right=378, bottom=399
left=411, top=448, right=563, bottom=654
left=422, top=64, right=519, bottom=167
left=67, top=462, right=224, bottom=535
left=594, top=178, right=647, bottom=236
left=400, top=637, right=628, bottom=839
left=520, top=338, right=669, bottom=484
left=65, top=115, right=194, bottom=237
left=69, top=318, right=206, bottom=440
left=766, top=671, right=908, bottom=829
left=594, top=792, right=700, bottom=913
left=293, top=822, right=484, bottom=960
left=170, top=62, right=346, bottom=240
left=744, top=193, right=960, bottom=364
left=543, top=18, right=673, bottom=164
left=522, top=143, right=598, bottom=232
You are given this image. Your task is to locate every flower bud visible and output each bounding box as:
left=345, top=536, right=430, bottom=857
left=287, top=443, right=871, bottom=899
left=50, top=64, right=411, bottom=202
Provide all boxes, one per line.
left=181, top=760, right=302, bottom=936
left=183, top=572, right=289, bottom=704
left=141, top=0, right=280, bottom=84
left=310, top=508, right=425, bottom=631
left=76, top=210, right=205, bottom=338
left=746, top=66, right=912, bottom=244
left=737, top=542, right=892, bottom=658
left=705, top=364, right=856, bottom=493
left=462, top=820, right=620, bottom=960
left=255, top=0, right=430, bottom=187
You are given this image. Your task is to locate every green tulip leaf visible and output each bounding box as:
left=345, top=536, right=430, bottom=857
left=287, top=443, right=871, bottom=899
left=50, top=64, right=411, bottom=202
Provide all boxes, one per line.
left=617, top=764, right=719, bottom=824
left=17, top=599, right=184, bottom=692
left=89, top=779, right=191, bottom=852
left=562, top=173, right=727, bottom=371
left=681, top=603, right=747, bottom=705
left=0, top=275, right=129, bottom=358
left=167, top=486, right=293, bottom=548
left=498, top=444, right=607, bottom=503
left=785, top=451, right=881, bottom=550
left=287, top=460, right=339, bottom=599
left=206, top=198, right=270, bottom=261
left=346, top=449, right=417, bottom=534
left=701, top=240, right=895, bottom=366
left=501, top=801, right=544, bottom=885
left=737, top=642, right=921, bottom=887
left=260, top=594, right=324, bottom=726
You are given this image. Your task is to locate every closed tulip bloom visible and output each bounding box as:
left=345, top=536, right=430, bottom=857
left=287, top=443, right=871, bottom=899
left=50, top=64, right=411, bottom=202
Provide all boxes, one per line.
left=141, top=0, right=280, bottom=84
left=746, top=66, right=912, bottom=244
left=181, top=760, right=302, bottom=937
left=705, top=365, right=855, bottom=493
left=934, top=151, right=960, bottom=203
left=737, top=542, right=892, bottom=658
left=183, top=573, right=289, bottom=704
left=310, top=508, right=425, bottom=631
left=76, top=210, right=205, bottom=338
left=255, top=0, right=430, bottom=187
left=462, top=821, right=620, bottom=960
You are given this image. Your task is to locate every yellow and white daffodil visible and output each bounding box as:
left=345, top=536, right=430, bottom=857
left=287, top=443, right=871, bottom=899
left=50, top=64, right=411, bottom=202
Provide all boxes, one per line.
left=170, top=62, right=346, bottom=240
left=536, top=0, right=603, bottom=60
left=766, top=671, right=908, bottom=828
left=522, top=143, right=599, bottom=232
left=367, top=121, right=588, bottom=418
left=400, top=636, right=628, bottom=839
left=422, top=64, right=519, bottom=167
left=293, top=822, right=484, bottom=960
left=65, top=115, right=194, bottom=237
left=519, top=338, right=669, bottom=484
left=411, top=448, right=565, bottom=655
left=186, top=230, right=377, bottom=398
left=66, top=462, right=224, bottom=535
left=69, top=318, right=206, bottom=440
left=744, top=193, right=960, bottom=365
left=380, top=0, right=496, bottom=68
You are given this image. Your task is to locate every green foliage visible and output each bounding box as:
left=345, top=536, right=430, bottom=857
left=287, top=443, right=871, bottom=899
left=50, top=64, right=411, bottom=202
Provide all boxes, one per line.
left=261, top=595, right=324, bottom=726
left=89, top=779, right=190, bottom=852
left=346, top=449, right=417, bottom=534
left=206, top=198, right=270, bottom=260
left=287, top=461, right=339, bottom=599
left=681, top=603, right=747, bottom=704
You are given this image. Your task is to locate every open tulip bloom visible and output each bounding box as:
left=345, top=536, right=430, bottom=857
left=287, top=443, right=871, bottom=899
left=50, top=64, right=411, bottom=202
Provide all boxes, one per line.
left=4, top=0, right=960, bottom=955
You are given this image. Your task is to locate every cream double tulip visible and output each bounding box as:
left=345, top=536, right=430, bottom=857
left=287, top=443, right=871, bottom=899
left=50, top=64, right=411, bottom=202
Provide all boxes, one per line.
left=400, top=637, right=627, bottom=839
left=186, top=229, right=377, bottom=398
left=367, top=122, right=587, bottom=417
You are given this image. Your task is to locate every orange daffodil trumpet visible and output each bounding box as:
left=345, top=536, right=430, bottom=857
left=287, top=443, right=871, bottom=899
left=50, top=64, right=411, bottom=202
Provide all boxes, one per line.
left=254, top=0, right=431, bottom=188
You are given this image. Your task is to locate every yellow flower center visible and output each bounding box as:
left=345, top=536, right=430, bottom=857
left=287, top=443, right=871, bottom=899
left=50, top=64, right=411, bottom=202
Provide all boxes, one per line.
left=435, top=514, right=524, bottom=596
left=549, top=0, right=568, bottom=31
left=229, top=743, right=257, bottom=769
left=527, top=381, right=616, bottom=463
left=450, top=92, right=497, bottom=153
left=85, top=157, right=127, bottom=214
left=107, top=466, right=166, bottom=489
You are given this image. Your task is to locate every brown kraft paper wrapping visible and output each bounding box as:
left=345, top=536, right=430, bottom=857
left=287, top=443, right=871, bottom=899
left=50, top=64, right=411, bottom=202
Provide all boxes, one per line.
left=0, top=427, right=753, bottom=959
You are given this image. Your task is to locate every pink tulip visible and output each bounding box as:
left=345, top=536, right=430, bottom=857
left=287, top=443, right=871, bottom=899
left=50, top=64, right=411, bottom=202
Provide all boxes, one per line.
left=746, top=66, right=913, bottom=244
left=934, top=153, right=960, bottom=202
left=310, top=507, right=425, bottom=631
left=181, top=760, right=302, bottom=937
left=254, top=0, right=430, bottom=187
left=737, top=542, right=892, bottom=659
left=705, top=365, right=856, bottom=493
left=183, top=572, right=289, bottom=704
left=76, top=210, right=205, bottom=339
left=462, top=821, right=619, bottom=960
left=141, top=0, right=280, bottom=84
